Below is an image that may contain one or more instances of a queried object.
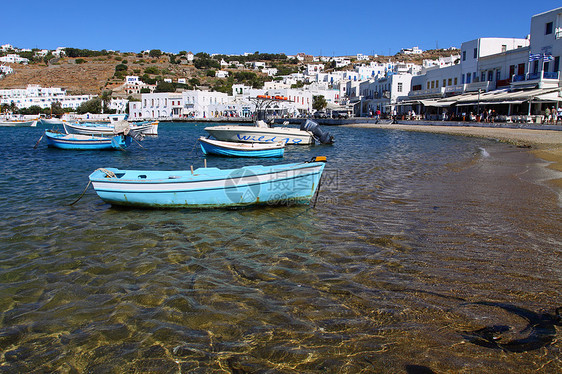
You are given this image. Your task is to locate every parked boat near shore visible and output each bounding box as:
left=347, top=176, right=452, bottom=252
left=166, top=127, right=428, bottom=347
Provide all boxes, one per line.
left=199, top=136, right=285, bottom=157
left=0, top=119, right=37, bottom=127
left=45, top=131, right=132, bottom=150
left=88, top=157, right=327, bottom=208
left=63, top=120, right=159, bottom=136
left=204, top=119, right=333, bottom=145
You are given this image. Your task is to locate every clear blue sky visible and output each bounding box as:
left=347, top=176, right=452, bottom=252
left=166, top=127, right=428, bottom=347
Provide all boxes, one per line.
left=1, top=1, right=560, bottom=56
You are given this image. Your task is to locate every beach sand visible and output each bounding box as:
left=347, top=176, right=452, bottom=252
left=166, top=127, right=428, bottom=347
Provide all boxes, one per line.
left=344, top=123, right=562, bottom=188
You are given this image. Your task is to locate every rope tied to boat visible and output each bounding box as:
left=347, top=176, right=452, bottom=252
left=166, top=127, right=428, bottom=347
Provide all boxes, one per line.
left=69, top=168, right=115, bottom=206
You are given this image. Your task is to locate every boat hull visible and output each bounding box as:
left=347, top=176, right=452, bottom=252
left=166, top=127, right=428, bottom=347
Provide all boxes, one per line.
left=89, top=161, right=326, bottom=208
left=204, top=125, right=313, bottom=145
left=0, top=120, right=37, bottom=127
left=63, top=121, right=158, bottom=136
left=199, top=137, right=284, bottom=158
left=45, top=132, right=131, bottom=150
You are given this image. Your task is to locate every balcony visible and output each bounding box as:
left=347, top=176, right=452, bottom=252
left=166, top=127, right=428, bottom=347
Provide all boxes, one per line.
left=510, top=71, right=560, bottom=89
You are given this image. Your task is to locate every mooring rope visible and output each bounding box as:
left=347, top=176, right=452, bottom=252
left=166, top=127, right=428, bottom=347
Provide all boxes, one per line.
left=69, top=168, right=115, bottom=206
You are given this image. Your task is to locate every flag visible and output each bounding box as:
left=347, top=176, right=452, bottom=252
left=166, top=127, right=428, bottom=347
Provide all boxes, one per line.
left=528, top=53, right=542, bottom=62
left=543, top=53, right=554, bottom=61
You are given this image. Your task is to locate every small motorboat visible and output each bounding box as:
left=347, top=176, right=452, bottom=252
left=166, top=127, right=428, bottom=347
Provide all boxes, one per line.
left=88, top=157, right=327, bottom=208
left=199, top=136, right=285, bottom=157
left=44, top=131, right=132, bottom=150
left=204, top=119, right=333, bottom=145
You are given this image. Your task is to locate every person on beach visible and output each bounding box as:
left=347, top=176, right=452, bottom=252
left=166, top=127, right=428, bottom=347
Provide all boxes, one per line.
left=545, top=107, right=551, bottom=124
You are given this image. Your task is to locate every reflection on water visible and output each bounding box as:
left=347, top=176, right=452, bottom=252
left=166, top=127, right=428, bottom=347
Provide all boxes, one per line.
left=0, top=124, right=560, bottom=372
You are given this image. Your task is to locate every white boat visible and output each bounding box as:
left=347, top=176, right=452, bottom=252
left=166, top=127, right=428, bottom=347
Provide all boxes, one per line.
left=204, top=120, right=313, bottom=145
left=204, top=120, right=333, bottom=145
left=63, top=120, right=159, bottom=136
left=0, top=120, right=37, bottom=127
left=199, top=136, right=285, bottom=157
left=39, top=118, right=64, bottom=126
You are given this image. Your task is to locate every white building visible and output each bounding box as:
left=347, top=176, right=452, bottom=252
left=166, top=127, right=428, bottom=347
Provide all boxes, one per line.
left=0, top=65, right=14, bottom=76
left=123, top=76, right=153, bottom=95
left=0, top=54, right=29, bottom=64
left=215, top=70, right=229, bottom=78
left=400, top=46, right=423, bottom=55
left=361, top=74, right=413, bottom=115
left=129, top=92, right=184, bottom=119
left=0, top=84, right=92, bottom=109
left=527, top=7, right=562, bottom=86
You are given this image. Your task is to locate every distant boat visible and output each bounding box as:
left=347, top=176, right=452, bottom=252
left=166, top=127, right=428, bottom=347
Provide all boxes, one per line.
left=44, top=131, right=132, bottom=150
left=88, top=157, right=327, bottom=208
left=63, top=120, right=159, bottom=136
left=39, top=118, right=64, bottom=126
left=0, top=120, right=37, bottom=127
left=205, top=119, right=334, bottom=145
left=199, top=136, right=285, bottom=157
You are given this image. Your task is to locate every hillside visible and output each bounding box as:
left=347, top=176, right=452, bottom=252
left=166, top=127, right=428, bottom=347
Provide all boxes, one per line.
left=0, top=49, right=460, bottom=96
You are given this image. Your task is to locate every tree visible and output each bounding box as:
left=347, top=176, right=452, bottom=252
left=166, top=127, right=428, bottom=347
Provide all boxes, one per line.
left=51, top=101, right=64, bottom=116
left=149, top=49, right=162, bottom=58
left=312, top=95, right=327, bottom=111
left=77, top=98, right=102, bottom=114
left=155, top=81, right=175, bottom=93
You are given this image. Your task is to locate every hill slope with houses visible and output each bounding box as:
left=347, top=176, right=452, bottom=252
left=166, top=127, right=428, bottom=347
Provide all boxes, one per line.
left=0, top=49, right=459, bottom=98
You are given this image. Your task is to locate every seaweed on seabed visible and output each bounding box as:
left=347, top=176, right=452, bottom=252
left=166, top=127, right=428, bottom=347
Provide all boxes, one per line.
left=460, top=302, right=562, bottom=352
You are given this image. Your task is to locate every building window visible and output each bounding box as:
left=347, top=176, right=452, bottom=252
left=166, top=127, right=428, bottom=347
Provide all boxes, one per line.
left=427, top=82, right=430, bottom=89
left=487, top=71, right=493, bottom=81
left=397, top=82, right=403, bottom=92
left=466, top=73, right=471, bottom=84
left=443, top=79, right=446, bottom=87
left=435, top=80, right=439, bottom=88
left=448, top=78, right=452, bottom=86
left=431, top=81, right=434, bottom=89
left=501, top=45, right=507, bottom=52
left=546, top=22, right=553, bottom=35
left=554, top=56, right=560, bottom=73
left=481, top=72, right=486, bottom=81
left=496, top=70, right=501, bottom=81
left=462, top=74, right=465, bottom=84
left=454, top=77, right=458, bottom=85
left=462, top=51, right=466, bottom=61
left=473, top=48, right=477, bottom=58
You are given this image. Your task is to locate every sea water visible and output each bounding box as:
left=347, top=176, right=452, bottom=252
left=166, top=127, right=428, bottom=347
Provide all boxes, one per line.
left=0, top=123, right=560, bottom=372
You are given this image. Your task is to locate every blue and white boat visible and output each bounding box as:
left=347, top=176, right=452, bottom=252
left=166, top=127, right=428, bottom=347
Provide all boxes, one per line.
left=63, top=120, right=159, bottom=137
left=199, top=136, right=285, bottom=158
left=88, top=157, right=327, bottom=208
left=45, top=131, right=132, bottom=150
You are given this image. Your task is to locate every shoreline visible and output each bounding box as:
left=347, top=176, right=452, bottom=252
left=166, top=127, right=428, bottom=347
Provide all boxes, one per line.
left=343, top=122, right=562, bottom=188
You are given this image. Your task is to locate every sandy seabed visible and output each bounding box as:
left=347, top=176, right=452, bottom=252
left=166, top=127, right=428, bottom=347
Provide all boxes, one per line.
left=345, top=123, right=562, bottom=188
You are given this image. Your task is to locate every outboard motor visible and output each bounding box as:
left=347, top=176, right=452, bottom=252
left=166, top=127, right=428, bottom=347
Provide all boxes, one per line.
left=300, top=119, right=335, bottom=144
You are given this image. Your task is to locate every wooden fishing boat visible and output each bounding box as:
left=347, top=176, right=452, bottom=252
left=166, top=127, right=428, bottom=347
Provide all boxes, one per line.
left=199, top=136, right=285, bottom=157
left=88, top=157, right=327, bottom=208
left=44, top=131, right=132, bottom=150
left=63, top=120, right=159, bottom=136
left=0, top=120, right=37, bottom=127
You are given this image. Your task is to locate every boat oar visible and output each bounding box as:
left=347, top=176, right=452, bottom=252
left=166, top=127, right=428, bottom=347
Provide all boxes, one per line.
left=131, top=135, right=145, bottom=149
left=33, top=132, right=45, bottom=149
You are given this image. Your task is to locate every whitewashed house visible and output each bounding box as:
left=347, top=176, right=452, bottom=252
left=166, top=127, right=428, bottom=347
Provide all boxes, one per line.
left=0, top=54, right=29, bottom=64
left=130, top=92, right=184, bottom=119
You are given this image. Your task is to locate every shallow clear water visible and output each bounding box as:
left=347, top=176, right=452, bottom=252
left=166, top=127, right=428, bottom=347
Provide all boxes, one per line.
left=0, top=123, right=560, bottom=372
